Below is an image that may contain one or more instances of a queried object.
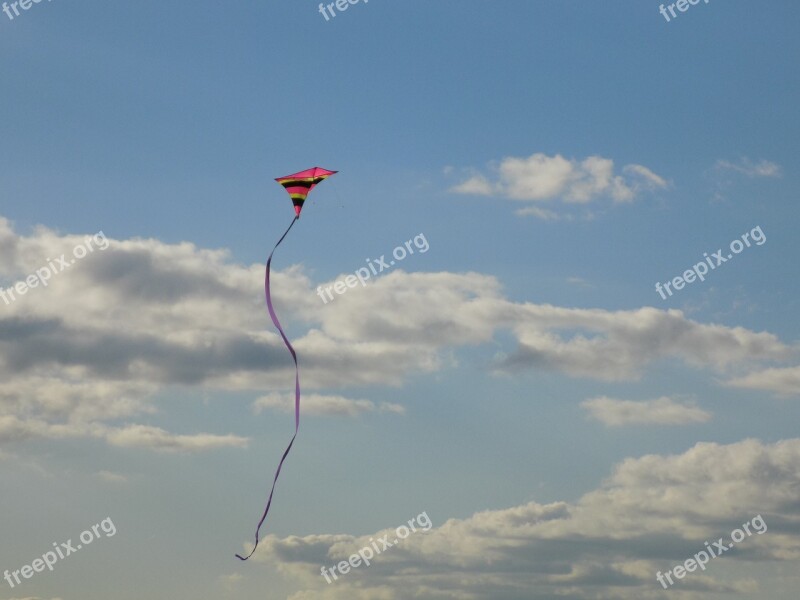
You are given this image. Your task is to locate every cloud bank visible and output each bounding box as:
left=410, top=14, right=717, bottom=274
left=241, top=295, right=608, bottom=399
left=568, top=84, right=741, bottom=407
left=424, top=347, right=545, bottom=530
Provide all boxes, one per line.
left=256, top=437, right=800, bottom=599
left=0, top=216, right=793, bottom=452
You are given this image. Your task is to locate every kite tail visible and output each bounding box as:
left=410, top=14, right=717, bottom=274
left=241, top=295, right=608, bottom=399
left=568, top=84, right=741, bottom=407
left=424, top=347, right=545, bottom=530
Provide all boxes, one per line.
left=236, top=216, right=300, bottom=561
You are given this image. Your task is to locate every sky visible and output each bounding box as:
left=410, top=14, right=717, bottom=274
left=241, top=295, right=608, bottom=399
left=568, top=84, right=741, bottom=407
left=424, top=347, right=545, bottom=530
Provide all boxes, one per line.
left=1, top=1, right=799, bottom=599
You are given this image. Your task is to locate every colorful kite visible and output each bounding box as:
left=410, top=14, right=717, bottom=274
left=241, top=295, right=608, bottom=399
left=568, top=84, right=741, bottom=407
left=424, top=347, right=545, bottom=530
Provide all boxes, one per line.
left=236, top=167, right=337, bottom=561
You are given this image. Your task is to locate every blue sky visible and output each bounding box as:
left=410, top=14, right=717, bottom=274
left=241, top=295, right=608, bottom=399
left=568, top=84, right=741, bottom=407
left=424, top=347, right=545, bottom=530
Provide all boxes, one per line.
left=1, top=1, right=799, bottom=599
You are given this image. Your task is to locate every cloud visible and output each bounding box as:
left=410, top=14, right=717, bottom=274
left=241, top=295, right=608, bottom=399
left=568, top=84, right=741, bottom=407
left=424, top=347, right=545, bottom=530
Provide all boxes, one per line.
left=709, top=158, right=783, bottom=202
left=622, top=163, right=669, bottom=187
left=566, top=276, right=593, bottom=288
left=95, top=470, right=129, bottom=484
left=715, top=158, right=782, bottom=178
left=582, top=396, right=712, bottom=426
left=450, top=153, right=667, bottom=218
left=450, top=174, right=494, bottom=196
left=253, top=393, right=405, bottom=417
left=496, top=305, right=790, bottom=381
left=0, top=416, right=247, bottom=453
left=104, top=425, right=248, bottom=452
left=726, top=365, right=800, bottom=396
left=256, top=437, right=800, bottom=599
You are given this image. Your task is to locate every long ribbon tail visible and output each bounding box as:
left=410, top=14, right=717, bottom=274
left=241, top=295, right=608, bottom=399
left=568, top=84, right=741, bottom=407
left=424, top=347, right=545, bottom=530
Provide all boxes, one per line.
left=236, top=216, right=300, bottom=561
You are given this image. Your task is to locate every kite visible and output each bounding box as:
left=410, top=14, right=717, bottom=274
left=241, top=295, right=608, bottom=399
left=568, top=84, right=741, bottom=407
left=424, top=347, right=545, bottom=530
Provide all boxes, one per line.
left=236, top=166, right=337, bottom=561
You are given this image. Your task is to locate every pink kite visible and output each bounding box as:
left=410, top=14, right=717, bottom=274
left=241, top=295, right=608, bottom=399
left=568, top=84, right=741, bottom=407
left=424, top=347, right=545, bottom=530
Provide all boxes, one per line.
left=236, top=167, right=337, bottom=561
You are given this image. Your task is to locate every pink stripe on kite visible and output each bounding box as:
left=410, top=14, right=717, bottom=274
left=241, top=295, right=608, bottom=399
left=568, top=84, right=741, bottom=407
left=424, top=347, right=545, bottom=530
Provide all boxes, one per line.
left=284, top=185, right=313, bottom=195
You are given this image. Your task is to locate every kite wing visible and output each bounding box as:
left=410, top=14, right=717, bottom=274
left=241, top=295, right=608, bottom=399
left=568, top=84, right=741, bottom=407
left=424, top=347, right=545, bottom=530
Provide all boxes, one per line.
left=275, top=167, right=338, bottom=217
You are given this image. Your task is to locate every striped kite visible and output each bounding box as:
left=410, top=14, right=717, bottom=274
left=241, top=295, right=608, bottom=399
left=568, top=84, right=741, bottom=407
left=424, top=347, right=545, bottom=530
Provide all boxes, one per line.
left=275, top=167, right=338, bottom=217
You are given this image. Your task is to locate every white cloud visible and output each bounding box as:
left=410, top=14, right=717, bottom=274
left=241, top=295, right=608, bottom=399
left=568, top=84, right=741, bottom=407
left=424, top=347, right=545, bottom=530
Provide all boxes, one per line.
left=450, top=174, right=494, bottom=196
left=726, top=365, right=800, bottom=396
left=103, top=425, right=248, bottom=452
left=253, top=393, right=405, bottom=417
left=450, top=153, right=667, bottom=218
left=257, top=437, right=800, bottom=599
left=501, top=153, right=577, bottom=200
left=0, top=416, right=247, bottom=453
left=582, top=395, right=712, bottom=426
left=622, top=163, right=668, bottom=187
left=497, top=305, right=790, bottom=381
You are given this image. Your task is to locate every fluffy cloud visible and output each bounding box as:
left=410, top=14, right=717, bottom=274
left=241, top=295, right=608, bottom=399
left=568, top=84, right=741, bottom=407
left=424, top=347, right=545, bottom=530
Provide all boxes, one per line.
left=450, top=153, right=667, bottom=218
left=256, top=437, right=800, bottom=599
left=582, top=396, right=712, bottom=426
left=496, top=305, right=789, bottom=381
left=726, top=365, right=800, bottom=396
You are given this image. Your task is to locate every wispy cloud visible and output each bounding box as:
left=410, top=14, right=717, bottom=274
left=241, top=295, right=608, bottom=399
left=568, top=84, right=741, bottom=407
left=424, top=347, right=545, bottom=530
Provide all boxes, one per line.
left=104, top=425, right=248, bottom=452
left=582, top=395, right=712, bottom=426
left=253, top=392, right=405, bottom=417
left=0, top=416, right=248, bottom=453
left=715, top=158, right=782, bottom=178
left=566, top=276, right=593, bottom=288
left=709, top=157, right=782, bottom=202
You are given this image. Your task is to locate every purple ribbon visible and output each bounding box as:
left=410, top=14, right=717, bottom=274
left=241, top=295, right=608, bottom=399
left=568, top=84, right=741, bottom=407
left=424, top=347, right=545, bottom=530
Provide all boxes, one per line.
left=236, top=216, right=300, bottom=561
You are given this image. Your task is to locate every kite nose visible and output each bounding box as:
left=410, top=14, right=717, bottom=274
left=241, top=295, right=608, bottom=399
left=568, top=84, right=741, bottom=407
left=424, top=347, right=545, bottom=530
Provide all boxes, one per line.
left=294, top=205, right=302, bottom=217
